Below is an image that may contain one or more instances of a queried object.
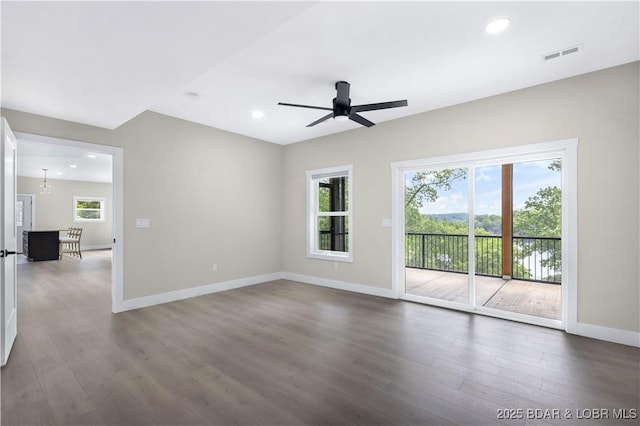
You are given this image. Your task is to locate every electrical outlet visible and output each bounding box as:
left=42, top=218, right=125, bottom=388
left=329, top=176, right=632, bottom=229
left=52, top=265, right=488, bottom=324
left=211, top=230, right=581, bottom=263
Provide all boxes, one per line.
left=333, top=262, right=339, bottom=270
left=135, top=218, right=151, bottom=228
left=212, top=264, right=218, bottom=272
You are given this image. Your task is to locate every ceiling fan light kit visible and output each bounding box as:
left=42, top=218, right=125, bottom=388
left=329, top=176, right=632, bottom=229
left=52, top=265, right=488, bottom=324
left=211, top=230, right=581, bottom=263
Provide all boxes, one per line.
left=278, top=81, right=408, bottom=128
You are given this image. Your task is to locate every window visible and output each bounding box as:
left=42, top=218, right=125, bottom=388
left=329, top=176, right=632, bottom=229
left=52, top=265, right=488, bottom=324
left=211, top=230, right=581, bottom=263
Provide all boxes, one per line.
left=16, top=201, right=23, bottom=227
left=74, top=196, right=105, bottom=222
left=307, top=165, right=353, bottom=262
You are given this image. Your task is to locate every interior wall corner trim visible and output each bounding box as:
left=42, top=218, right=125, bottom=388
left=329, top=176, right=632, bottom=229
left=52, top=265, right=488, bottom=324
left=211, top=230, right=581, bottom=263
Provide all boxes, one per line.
left=115, top=272, right=285, bottom=313
left=281, top=272, right=396, bottom=299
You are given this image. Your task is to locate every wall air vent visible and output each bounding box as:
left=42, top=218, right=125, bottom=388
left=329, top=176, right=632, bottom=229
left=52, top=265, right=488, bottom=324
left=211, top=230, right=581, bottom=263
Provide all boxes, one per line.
left=543, top=44, right=583, bottom=61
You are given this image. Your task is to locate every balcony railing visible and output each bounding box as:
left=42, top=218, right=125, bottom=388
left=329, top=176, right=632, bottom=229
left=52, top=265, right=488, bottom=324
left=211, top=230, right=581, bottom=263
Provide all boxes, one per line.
left=318, top=231, right=560, bottom=283
left=405, top=233, right=561, bottom=284
left=319, top=230, right=349, bottom=252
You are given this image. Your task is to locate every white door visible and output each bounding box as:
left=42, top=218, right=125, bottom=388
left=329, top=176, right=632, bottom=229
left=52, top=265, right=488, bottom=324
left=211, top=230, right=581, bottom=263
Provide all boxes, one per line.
left=1, top=118, right=18, bottom=366
left=16, top=195, right=32, bottom=255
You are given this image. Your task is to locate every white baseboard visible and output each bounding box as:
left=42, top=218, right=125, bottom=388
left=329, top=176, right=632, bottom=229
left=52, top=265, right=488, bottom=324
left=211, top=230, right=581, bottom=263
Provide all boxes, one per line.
left=115, top=270, right=638, bottom=348
left=572, top=321, right=640, bottom=348
left=281, top=272, right=396, bottom=299
left=118, top=272, right=284, bottom=312
left=81, top=244, right=111, bottom=251
left=118, top=271, right=393, bottom=313
left=282, top=273, right=639, bottom=348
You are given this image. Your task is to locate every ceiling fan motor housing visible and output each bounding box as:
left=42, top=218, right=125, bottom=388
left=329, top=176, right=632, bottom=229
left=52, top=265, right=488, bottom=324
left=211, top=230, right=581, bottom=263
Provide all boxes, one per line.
left=333, top=80, right=352, bottom=119
left=332, top=98, right=350, bottom=119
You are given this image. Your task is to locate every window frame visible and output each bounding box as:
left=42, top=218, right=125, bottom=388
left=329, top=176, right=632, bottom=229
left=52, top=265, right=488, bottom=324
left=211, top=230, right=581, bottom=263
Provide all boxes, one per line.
left=73, top=196, right=106, bottom=223
left=306, top=165, right=353, bottom=263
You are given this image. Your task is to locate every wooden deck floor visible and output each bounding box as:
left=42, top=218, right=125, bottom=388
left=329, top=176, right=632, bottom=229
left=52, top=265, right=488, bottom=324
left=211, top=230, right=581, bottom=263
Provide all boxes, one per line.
left=406, top=268, right=561, bottom=320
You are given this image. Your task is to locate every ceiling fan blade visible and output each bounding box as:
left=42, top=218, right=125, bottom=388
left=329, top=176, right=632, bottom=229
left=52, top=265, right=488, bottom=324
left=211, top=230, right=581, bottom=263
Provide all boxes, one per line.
left=349, top=113, right=375, bottom=128
left=335, top=81, right=351, bottom=106
left=306, top=113, right=334, bottom=127
left=278, top=102, right=333, bottom=111
left=351, top=99, right=408, bottom=113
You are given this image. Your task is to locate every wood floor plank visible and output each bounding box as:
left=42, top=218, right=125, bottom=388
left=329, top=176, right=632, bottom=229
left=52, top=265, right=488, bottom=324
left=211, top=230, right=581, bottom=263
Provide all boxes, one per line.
left=0, top=357, right=45, bottom=408
left=1, top=398, right=56, bottom=426
left=71, top=371, right=156, bottom=425
left=18, top=325, right=64, bottom=364
left=2, top=250, right=638, bottom=426
left=189, top=364, right=305, bottom=426
left=114, top=367, right=207, bottom=426
left=29, top=355, right=95, bottom=425
left=58, top=409, right=106, bottom=426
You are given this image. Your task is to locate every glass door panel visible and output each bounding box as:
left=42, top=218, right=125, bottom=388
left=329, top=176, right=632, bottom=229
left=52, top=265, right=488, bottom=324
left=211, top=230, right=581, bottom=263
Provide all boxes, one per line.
left=473, top=159, right=562, bottom=320
left=472, top=165, right=506, bottom=307
left=404, top=167, right=470, bottom=304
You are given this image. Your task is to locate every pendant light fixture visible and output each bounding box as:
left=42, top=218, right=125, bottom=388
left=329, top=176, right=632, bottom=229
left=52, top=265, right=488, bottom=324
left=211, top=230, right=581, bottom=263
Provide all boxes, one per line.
left=40, top=168, right=52, bottom=194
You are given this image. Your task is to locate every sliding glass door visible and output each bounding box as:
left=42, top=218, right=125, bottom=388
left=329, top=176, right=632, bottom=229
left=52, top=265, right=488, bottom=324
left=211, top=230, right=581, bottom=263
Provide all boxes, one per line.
left=396, top=143, right=572, bottom=329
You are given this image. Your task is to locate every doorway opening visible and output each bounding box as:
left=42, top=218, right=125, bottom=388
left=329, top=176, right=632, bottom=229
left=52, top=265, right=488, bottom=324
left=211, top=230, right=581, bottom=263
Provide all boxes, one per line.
left=14, top=132, right=123, bottom=313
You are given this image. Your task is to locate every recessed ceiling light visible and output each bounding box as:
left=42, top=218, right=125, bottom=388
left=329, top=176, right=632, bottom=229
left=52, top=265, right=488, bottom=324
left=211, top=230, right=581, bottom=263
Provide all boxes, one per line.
left=87, top=154, right=97, bottom=158
left=69, top=164, right=77, bottom=168
left=485, top=18, right=510, bottom=34
left=252, top=110, right=264, bottom=119
left=56, top=172, right=63, bottom=175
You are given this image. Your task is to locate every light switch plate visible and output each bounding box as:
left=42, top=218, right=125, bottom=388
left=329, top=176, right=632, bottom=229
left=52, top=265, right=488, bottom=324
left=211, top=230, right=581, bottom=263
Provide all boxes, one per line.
left=381, top=218, right=392, bottom=227
left=136, top=218, right=151, bottom=228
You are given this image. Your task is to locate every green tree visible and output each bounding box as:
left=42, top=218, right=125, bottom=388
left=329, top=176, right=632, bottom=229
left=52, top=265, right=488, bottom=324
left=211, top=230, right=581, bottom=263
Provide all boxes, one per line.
left=405, top=168, right=467, bottom=233
left=475, top=214, right=502, bottom=235
left=512, top=161, right=562, bottom=281
left=405, top=169, right=467, bottom=209
left=513, top=186, right=561, bottom=237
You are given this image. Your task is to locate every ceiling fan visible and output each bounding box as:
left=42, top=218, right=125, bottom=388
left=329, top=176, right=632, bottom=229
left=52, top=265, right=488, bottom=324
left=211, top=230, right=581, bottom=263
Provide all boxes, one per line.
left=278, top=81, right=408, bottom=128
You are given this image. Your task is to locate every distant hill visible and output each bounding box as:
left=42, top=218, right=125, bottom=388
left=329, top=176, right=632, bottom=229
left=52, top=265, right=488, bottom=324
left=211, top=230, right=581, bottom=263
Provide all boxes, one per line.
left=426, top=213, right=502, bottom=235
left=427, top=213, right=468, bottom=222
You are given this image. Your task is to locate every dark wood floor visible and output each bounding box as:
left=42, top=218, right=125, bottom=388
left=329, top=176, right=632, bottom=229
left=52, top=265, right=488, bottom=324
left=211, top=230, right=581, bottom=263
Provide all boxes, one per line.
left=2, top=250, right=639, bottom=425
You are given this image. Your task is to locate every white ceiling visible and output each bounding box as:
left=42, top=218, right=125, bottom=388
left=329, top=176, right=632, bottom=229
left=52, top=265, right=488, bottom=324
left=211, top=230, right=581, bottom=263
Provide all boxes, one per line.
left=17, top=140, right=112, bottom=184
left=2, top=1, right=639, bottom=146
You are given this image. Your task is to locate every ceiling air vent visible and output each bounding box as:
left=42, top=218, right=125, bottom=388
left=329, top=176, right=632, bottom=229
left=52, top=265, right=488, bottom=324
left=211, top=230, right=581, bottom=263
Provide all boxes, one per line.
left=543, top=44, right=583, bottom=61
left=544, top=52, right=561, bottom=61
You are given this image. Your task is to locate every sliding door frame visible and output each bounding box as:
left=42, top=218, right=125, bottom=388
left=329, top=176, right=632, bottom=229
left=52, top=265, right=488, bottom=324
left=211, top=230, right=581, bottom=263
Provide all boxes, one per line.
left=391, top=139, right=578, bottom=331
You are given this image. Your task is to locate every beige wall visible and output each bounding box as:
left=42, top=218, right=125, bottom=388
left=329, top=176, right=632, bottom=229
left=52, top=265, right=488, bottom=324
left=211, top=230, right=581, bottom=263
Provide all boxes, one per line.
left=282, top=62, right=639, bottom=333
left=2, top=111, right=284, bottom=300
left=17, top=176, right=112, bottom=248
left=2, top=61, right=638, bottom=333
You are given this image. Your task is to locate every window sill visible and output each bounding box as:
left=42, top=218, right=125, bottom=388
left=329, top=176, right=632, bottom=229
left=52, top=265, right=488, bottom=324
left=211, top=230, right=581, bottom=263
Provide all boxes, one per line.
left=307, top=251, right=353, bottom=263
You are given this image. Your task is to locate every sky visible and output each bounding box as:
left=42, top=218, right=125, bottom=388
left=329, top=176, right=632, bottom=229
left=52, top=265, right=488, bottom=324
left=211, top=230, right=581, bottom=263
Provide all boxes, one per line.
left=407, top=158, right=561, bottom=216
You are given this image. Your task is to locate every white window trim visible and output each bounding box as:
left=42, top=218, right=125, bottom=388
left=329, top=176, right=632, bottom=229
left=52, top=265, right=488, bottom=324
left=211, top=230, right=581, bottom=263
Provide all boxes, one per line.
left=306, top=165, right=353, bottom=263
left=73, top=196, right=106, bottom=222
